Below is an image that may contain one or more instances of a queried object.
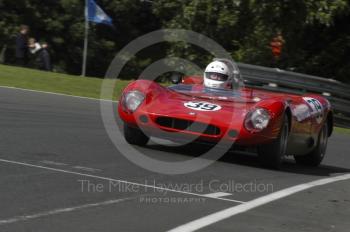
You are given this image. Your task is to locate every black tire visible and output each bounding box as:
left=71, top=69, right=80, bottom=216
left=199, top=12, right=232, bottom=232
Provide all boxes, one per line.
left=123, top=123, right=150, bottom=146
left=258, top=115, right=289, bottom=169
left=294, top=121, right=328, bottom=167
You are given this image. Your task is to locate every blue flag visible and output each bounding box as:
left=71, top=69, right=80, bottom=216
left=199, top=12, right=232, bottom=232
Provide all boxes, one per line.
left=87, top=0, right=113, bottom=26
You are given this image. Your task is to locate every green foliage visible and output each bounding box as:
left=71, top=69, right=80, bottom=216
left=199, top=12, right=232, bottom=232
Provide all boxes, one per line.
left=153, top=0, right=350, bottom=82
left=0, top=0, right=349, bottom=82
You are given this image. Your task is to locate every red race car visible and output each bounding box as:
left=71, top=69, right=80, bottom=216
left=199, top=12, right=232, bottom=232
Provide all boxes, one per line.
left=118, top=59, right=333, bottom=168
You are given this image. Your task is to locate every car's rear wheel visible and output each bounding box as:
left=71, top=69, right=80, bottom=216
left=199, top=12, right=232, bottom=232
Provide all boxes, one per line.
left=258, top=114, right=289, bottom=169
left=294, top=121, right=328, bottom=166
left=123, top=123, right=150, bottom=146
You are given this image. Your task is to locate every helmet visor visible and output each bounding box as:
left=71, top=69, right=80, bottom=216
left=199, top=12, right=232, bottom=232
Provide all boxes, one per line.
left=205, top=72, right=229, bottom=81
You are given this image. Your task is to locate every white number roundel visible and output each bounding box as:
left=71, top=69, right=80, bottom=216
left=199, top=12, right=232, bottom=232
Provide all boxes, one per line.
left=184, top=101, right=222, bottom=111
left=303, top=97, right=323, bottom=124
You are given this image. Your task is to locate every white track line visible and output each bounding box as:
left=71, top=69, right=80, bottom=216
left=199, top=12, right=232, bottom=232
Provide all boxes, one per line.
left=202, top=192, right=232, bottom=198
left=0, top=85, right=117, bottom=102
left=168, top=173, right=350, bottom=232
left=40, top=160, right=68, bottom=166
left=0, top=158, right=245, bottom=204
left=73, top=166, right=102, bottom=172
left=0, top=197, right=132, bottom=225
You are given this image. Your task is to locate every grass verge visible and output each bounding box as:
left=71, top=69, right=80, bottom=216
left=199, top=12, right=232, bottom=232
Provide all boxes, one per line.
left=334, top=127, right=350, bottom=136
left=0, top=64, right=131, bottom=100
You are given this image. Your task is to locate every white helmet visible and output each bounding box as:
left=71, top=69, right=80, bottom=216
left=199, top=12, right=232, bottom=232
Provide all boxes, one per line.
left=204, top=61, right=232, bottom=89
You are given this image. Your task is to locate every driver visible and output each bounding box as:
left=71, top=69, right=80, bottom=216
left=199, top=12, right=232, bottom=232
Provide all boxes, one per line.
left=204, top=60, right=236, bottom=89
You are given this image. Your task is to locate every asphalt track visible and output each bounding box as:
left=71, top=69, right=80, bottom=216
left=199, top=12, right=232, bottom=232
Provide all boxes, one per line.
left=0, top=86, right=349, bottom=232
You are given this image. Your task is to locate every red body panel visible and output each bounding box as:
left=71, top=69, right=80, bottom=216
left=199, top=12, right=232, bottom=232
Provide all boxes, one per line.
left=118, top=79, right=332, bottom=155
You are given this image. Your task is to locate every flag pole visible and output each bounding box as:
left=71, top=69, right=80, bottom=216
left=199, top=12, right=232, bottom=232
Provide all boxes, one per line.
left=82, top=0, right=89, bottom=76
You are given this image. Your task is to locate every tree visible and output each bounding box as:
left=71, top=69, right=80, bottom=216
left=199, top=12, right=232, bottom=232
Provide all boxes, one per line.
left=0, top=0, right=349, bottom=82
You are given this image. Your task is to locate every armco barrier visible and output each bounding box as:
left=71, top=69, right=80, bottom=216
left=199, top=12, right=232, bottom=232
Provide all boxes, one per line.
left=237, top=63, right=350, bottom=128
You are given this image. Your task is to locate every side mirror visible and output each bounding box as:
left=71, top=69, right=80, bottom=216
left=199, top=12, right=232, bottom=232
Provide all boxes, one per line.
left=170, top=72, right=183, bottom=84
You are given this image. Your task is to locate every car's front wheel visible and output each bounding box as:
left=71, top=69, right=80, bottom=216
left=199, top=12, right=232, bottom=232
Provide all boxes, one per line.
left=294, top=121, right=328, bottom=166
left=258, top=115, right=289, bottom=169
left=123, top=124, right=150, bottom=146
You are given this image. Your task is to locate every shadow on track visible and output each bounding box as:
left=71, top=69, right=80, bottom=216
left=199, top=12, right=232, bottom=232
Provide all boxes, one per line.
left=142, top=142, right=350, bottom=177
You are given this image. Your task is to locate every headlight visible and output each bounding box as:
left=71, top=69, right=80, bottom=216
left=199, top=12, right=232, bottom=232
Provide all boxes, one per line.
left=244, top=108, right=271, bottom=132
left=123, top=91, right=145, bottom=112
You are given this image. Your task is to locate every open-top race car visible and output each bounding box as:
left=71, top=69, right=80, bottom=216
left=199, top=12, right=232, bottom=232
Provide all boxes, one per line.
left=118, top=58, right=333, bottom=168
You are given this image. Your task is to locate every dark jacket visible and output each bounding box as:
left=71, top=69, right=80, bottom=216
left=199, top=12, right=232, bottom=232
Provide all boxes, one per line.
left=15, top=33, right=28, bottom=58
left=39, top=48, right=51, bottom=71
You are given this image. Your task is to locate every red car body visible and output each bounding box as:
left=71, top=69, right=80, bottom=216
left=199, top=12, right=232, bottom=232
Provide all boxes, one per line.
left=118, top=77, right=333, bottom=167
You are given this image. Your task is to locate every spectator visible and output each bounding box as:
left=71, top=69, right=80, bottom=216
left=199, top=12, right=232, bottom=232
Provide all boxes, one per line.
left=270, top=32, right=285, bottom=61
left=28, top=37, right=42, bottom=68
left=38, top=42, right=52, bottom=71
left=15, top=25, right=30, bottom=66
left=28, top=38, right=42, bottom=54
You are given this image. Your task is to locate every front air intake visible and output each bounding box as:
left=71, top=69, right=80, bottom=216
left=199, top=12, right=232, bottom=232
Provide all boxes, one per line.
left=155, top=117, right=220, bottom=135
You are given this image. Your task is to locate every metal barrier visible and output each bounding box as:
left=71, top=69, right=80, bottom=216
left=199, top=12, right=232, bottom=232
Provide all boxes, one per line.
left=237, top=63, right=350, bottom=128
